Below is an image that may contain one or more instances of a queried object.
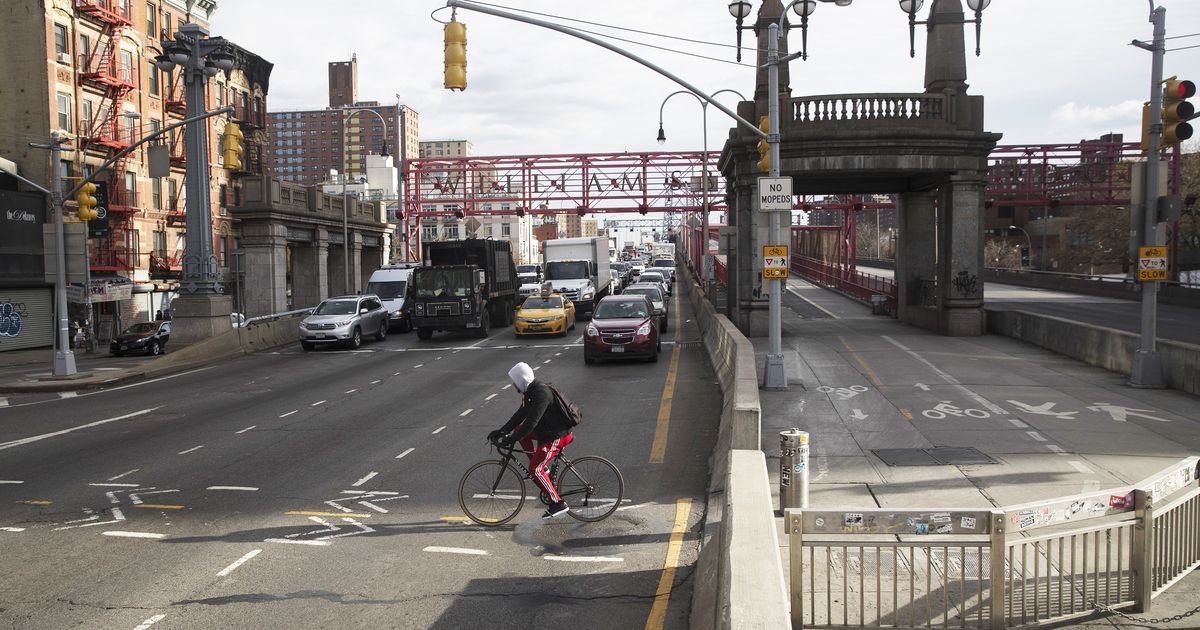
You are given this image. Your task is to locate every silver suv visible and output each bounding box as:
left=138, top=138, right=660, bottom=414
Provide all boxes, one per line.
left=299, top=295, right=388, bottom=350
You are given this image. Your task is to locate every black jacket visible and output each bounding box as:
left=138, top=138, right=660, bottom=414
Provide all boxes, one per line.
left=501, top=380, right=573, bottom=442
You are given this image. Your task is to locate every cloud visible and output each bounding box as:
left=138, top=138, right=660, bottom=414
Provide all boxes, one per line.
left=1051, top=101, right=1144, bottom=127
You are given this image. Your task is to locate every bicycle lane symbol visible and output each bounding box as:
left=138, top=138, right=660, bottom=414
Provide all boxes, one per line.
left=816, top=385, right=868, bottom=400
left=922, top=401, right=991, bottom=420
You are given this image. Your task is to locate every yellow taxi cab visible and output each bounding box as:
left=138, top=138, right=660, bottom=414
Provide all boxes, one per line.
left=513, top=292, right=576, bottom=337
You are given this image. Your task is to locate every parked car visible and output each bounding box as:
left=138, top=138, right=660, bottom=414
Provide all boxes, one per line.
left=621, top=283, right=668, bottom=332
left=299, top=294, right=389, bottom=350
left=513, top=291, right=576, bottom=337
left=583, top=294, right=660, bottom=364
left=110, top=320, right=171, bottom=357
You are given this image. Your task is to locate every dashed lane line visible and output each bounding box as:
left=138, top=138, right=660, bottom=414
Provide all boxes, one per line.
left=207, top=486, right=259, bottom=491
left=414, top=364, right=424, bottom=368
left=370, top=380, right=381, bottom=385
left=543, top=555, right=624, bottom=563
left=177, top=445, right=204, bottom=455
left=0, top=480, right=24, bottom=484
left=107, top=469, right=139, bottom=481
left=485, top=394, right=497, bottom=401
left=1026, top=431, right=1047, bottom=442
left=0, top=407, right=161, bottom=451
left=90, top=482, right=138, bottom=487
left=279, top=411, right=297, bottom=418
left=310, top=400, right=326, bottom=407
left=102, top=531, right=165, bottom=539
left=459, top=409, right=473, bottom=416
left=58, top=392, right=78, bottom=399
left=352, top=472, right=378, bottom=487
left=344, top=389, right=358, bottom=394
left=216, top=549, right=262, bottom=577
left=432, top=426, right=447, bottom=435
left=133, top=614, right=166, bottom=630
left=237, top=425, right=258, bottom=433
left=1, top=527, right=26, bottom=532
left=395, top=448, right=415, bottom=459
left=424, top=546, right=487, bottom=556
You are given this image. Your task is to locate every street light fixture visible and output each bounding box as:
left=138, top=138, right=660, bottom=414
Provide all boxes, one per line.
left=900, top=0, right=992, bottom=58
left=1008, top=224, right=1032, bottom=267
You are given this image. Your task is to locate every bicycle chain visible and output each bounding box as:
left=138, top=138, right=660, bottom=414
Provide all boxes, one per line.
left=1088, top=599, right=1200, bottom=625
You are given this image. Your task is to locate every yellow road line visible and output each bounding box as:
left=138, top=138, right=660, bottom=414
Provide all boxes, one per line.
left=649, top=292, right=684, bottom=465
left=135, top=504, right=184, bottom=510
left=15, top=500, right=50, bottom=505
left=838, top=335, right=888, bottom=393
left=644, top=498, right=692, bottom=630
left=901, top=408, right=913, bottom=421
left=285, top=511, right=370, bottom=518
left=439, top=516, right=470, bottom=522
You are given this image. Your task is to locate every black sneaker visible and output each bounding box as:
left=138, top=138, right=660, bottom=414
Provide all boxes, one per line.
left=542, top=501, right=569, bottom=519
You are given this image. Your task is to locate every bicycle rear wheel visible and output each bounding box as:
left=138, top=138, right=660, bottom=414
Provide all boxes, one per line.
left=458, top=460, right=526, bottom=526
left=555, top=456, right=624, bottom=522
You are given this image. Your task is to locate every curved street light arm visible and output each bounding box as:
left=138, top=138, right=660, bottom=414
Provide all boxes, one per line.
left=345, top=107, right=390, bottom=157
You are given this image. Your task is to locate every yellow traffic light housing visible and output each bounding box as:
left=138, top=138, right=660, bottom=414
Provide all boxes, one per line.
left=75, top=181, right=98, bottom=221
left=1162, top=77, right=1195, bottom=147
left=756, top=116, right=771, bottom=173
left=223, top=121, right=244, bottom=171
left=444, top=21, right=467, bottom=91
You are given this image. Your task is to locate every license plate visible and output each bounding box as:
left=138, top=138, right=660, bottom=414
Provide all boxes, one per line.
left=611, top=345, right=624, bottom=353
left=315, top=333, right=326, bottom=339
left=120, top=345, right=128, bottom=350
left=526, top=325, right=543, bottom=331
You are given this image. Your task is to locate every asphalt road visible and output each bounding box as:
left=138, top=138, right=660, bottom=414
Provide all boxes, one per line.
left=0, top=286, right=720, bottom=629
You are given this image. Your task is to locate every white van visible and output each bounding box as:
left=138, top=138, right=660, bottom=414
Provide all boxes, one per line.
left=366, top=263, right=419, bottom=332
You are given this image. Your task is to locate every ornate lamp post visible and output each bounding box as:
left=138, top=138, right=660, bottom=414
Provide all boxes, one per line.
left=900, top=0, right=992, bottom=57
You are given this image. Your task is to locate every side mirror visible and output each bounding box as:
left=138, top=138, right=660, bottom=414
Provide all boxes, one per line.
left=360, top=308, right=369, bottom=314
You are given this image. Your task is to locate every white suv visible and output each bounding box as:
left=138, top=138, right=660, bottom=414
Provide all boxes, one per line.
left=299, top=295, right=388, bottom=350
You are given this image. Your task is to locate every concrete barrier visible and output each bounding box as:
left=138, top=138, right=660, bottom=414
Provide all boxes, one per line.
left=986, top=308, right=1200, bottom=396
left=686, top=279, right=790, bottom=630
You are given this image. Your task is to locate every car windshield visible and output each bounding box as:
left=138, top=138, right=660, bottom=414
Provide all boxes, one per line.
left=124, top=322, right=158, bottom=334
left=594, top=300, right=648, bottom=320
left=623, top=287, right=662, bottom=301
left=640, top=273, right=664, bottom=281
left=314, top=300, right=358, bottom=315
left=544, top=261, right=589, bottom=280
left=522, top=296, right=562, bottom=310
left=517, top=265, right=539, bottom=274
left=366, top=280, right=406, bottom=299
left=413, top=269, right=472, bottom=298
left=652, top=260, right=672, bottom=267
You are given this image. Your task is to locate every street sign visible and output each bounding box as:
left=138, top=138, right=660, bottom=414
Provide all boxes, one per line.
left=756, top=176, right=793, bottom=211
left=1137, top=245, right=1168, bottom=282
left=763, top=244, right=789, bottom=279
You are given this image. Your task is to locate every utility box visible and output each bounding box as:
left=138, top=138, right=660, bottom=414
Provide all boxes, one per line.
left=42, top=222, right=88, bottom=284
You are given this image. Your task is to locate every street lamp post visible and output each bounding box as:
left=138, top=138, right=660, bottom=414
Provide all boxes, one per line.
left=342, top=107, right=392, bottom=288
left=657, top=88, right=747, bottom=292
left=1008, top=224, right=1032, bottom=267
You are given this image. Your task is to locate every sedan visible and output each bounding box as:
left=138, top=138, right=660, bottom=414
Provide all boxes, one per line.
left=110, top=320, right=171, bottom=356
left=638, top=271, right=671, bottom=295
left=583, top=295, right=660, bottom=364
left=514, top=292, right=576, bottom=337
left=621, top=283, right=668, bottom=332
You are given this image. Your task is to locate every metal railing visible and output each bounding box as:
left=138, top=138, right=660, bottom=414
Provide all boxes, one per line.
left=791, top=255, right=897, bottom=315
left=787, top=457, right=1200, bottom=629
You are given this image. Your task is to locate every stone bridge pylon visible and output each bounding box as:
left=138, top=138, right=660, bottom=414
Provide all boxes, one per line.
left=719, top=0, right=1002, bottom=336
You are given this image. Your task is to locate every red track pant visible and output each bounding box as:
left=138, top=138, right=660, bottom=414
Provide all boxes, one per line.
left=519, top=433, right=573, bottom=503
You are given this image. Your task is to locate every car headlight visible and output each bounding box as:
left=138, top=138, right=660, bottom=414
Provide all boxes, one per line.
left=581, top=289, right=594, bottom=299
left=336, top=319, right=353, bottom=327
left=637, top=322, right=652, bottom=336
left=586, top=323, right=598, bottom=337
left=299, top=322, right=309, bottom=330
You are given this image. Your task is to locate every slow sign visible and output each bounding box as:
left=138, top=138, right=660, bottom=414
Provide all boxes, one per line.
left=1138, top=246, right=1168, bottom=282
left=763, top=245, right=789, bottom=279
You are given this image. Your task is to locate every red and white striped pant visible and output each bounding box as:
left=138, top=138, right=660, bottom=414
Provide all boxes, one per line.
left=519, top=433, right=574, bottom=503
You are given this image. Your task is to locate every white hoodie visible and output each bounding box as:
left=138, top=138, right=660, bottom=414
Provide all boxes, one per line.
left=508, top=362, right=535, bottom=393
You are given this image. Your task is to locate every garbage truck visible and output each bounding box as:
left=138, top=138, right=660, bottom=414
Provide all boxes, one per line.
left=410, top=239, right=518, bottom=339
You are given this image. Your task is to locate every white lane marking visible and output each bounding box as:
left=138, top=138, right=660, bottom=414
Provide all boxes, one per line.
left=533, top=366, right=541, bottom=371
left=1007, top=418, right=1030, bottom=428
left=616, top=502, right=652, bottom=512
left=0, top=397, right=8, bottom=407
left=543, top=555, right=624, bottom=563
left=216, top=549, right=262, bottom=577
left=90, top=482, right=139, bottom=487
left=459, top=409, right=473, bottom=417
left=2, top=367, right=214, bottom=410
left=881, top=336, right=1008, bottom=415
left=414, top=364, right=424, bottom=368
left=471, top=493, right=527, bottom=500
left=265, top=538, right=329, bottom=546
left=0, top=407, right=161, bottom=451
left=237, top=425, right=258, bottom=433
left=543, top=359, right=552, bottom=364
left=133, top=615, right=166, bottom=630
left=786, top=284, right=840, bottom=318
left=279, top=411, right=297, bottom=418
left=555, top=352, right=562, bottom=357
left=359, top=501, right=388, bottom=513
left=502, top=384, right=512, bottom=390
left=352, top=472, right=378, bottom=487
left=107, top=469, right=140, bottom=481
left=370, top=380, right=381, bottom=385
left=394, top=371, right=402, bottom=376
left=310, top=400, right=326, bottom=407
left=572, top=334, right=584, bottom=344
left=207, top=486, right=258, bottom=491
left=58, top=392, right=78, bottom=399
left=341, top=490, right=402, bottom=496
left=485, top=394, right=498, bottom=401
left=1068, top=460, right=1095, bottom=474
left=93, top=367, right=122, bottom=371
left=344, top=389, right=358, bottom=394
left=1, top=526, right=26, bottom=532
left=424, top=546, right=487, bottom=556
left=129, top=489, right=178, bottom=505
left=436, top=356, right=443, bottom=360
left=395, top=448, right=415, bottom=459
left=177, top=445, right=204, bottom=455
left=102, top=531, right=165, bottom=539
left=0, top=480, right=25, bottom=484
left=432, top=426, right=446, bottom=435
left=1047, top=445, right=1068, bottom=455
left=1026, top=431, right=1047, bottom=442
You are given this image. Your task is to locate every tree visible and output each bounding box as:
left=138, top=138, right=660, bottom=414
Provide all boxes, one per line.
left=985, top=238, right=1022, bottom=269
left=1060, top=205, right=1129, bottom=275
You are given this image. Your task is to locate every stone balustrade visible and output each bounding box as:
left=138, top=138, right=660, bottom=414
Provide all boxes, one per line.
left=790, top=92, right=950, bottom=127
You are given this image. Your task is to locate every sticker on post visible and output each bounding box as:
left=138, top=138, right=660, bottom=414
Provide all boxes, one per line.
left=960, top=516, right=977, bottom=530
left=844, top=512, right=864, bottom=527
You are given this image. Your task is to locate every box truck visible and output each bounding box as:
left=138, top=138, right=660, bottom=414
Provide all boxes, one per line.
left=542, top=236, right=610, bottom=315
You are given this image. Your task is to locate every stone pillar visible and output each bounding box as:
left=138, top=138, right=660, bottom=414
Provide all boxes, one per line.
left=293, top=228, right=329, bottom=309
left=734, top=180, right=768, bottom=337
left=240, top=221, right=288, bottom=316
left=896, top=190, right=938, bottom=329
left=936, top=174, right=986, bottom=335
left=326, top=229, right=347, bottom=297
left=349, top=231, right=363, bottom=294
left=170, top=293, right=234, bottom=345
left=924, top=0, right=968, bottom=94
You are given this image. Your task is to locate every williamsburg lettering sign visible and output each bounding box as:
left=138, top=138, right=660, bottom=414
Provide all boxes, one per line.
left=756, top=176, right=792, bottom=211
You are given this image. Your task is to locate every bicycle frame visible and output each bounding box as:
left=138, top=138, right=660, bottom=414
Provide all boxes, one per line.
left=490, top=442, right=588, bottom=502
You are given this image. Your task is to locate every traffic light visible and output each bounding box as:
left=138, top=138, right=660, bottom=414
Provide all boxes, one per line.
left=1162, top=77, right=1195, bottom=148
left=222, top=122, right=244, bottom=171
left=444, top=20, right=467, bottom=91
left=756, top=116, right=770, bottom=173
left=75, top=181, right=98, bottom=221
left=1141, top=101, right=1151, bottom=152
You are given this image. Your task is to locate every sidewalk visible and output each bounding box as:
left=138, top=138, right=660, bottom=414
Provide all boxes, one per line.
left=759, top=277, right=1200, bottom=628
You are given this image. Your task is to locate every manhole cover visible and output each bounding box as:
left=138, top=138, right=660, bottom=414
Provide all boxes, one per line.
left=873, top=447, right=996, bottom=467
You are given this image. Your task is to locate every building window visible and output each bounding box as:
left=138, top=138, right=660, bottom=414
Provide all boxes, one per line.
left=152, top=230, right=167, bottom=260
left=128, top=229, right=141, bottom=262
left=119, top=50, right=134, bottom=82
left=58, top=159, right=73, bottom=192
left=168, top=178, right=178, bottom=209
left=56, top=92, right=72, bottom=131
left=152, top=177, right=162, bottom=209
left=219, top=184, right=227, bottom=209
left=445, top=224, right=460, bottom=239
left=79, top=34, right=90, bottom=64
left=149, top=118, right=161, bottom=136
left=54, top=24, right=69, bottom=56
left=146, top=3, right=156, bottom=36
left=125, top=171, right=138, bottom=206
left=501, top=223, right=511, bottom=237
left=216, top=82, right=223, bottom=106
left=147, top=61, right=159, bottom=96
left=422, top=225, right=437, bottom=241
left=82, top=100, right=93, bottom=133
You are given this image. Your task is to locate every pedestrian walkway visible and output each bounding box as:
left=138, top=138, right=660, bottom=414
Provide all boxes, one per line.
left=759, top=276, right=1200, bottom=628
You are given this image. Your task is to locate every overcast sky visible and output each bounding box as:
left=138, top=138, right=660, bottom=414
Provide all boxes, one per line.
left=209, top=1, right=1200, bottom=157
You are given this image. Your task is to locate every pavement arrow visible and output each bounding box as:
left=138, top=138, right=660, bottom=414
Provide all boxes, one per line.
left=318, top=517, right=374, bottom=541
left=850, top=409, right=868, bottom=420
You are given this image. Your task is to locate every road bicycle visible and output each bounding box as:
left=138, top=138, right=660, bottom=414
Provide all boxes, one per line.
left=458, top=438, right=624, bottom=526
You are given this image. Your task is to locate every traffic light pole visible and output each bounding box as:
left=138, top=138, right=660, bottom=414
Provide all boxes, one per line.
left=763, top=21, right=786, bottom=390
left=48, top=134, right=76, bottom=376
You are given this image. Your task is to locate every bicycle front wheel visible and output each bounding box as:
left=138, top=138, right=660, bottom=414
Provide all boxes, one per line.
left=458, top=460, right=526, bottom=526
left=555, top=456, right=624, bottom=522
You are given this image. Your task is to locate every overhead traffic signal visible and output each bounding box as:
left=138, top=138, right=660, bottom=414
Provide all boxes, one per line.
left=223, top=122, right=244, bottom=171
left=756, top=116, right=770, bottom=173
left=444, top=20, right=467, bottom=91
left=1162, top=77, right=1195, bottom=148
left=75, top=181, right=98, bottom=221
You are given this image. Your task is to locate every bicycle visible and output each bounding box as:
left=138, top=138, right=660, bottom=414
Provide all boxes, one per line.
left=457, top=438, right=624, bottom=526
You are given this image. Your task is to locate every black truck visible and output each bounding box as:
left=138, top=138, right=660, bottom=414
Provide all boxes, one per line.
left=410, top=239, right=519, bottom=340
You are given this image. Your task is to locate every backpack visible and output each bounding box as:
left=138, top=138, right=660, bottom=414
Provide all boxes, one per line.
left=546, top=382, right=583, bottom=427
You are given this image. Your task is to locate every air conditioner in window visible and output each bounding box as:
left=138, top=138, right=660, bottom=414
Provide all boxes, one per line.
left=56, top=52, right=71, bottom=64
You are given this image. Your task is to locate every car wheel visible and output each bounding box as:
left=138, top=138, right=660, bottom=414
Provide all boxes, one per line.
left=416, top=327, right=433, bottom=340
left=301, top=342, right=314, bottom=351
left=349, top=328, right=362, bottom=349
left=149, top=340, right=162, bottom=356
left=376, top=322, right=388, bottom=342
left=648, top=349, right=659, bottom=363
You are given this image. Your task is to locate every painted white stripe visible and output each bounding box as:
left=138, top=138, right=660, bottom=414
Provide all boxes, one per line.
left=616, top=502, right=652, bottom=512
left=265, top=538, right=329, bottom=546
left=881, top=336, right=1008, bottom=415
left=485, top=393, right=497, bottom=401
left=216, top=549, right=262, bottom=577
left=0, top=397, right=8, bottom=407
left=58, top=391, right=78, bottom=399
left=1047, top=445, right=1068, bottom=455
left=436, top=356, right=443, bottom=360
left=423, top=546, right=488, bottom=555
left=0, top=407, right=160, bottom=451
left=394, top=372, right=402, bottom=376
left=471, top=493, right=527, bottom=500
left=310, top=400, right=326, bottom=407
left=93, top=367, right=122, bottom=371
left=1, top=526, right=25, bottom=532
left=501, top=383, right=512, bottom=390
left=432, top=426, right=446, bottom=435
left=107, top=469, right=139, bottom=481
left=395, top=448, right=415, bottom=459
left=352, top=472, right=378, bottom=487
left=344, top=389, right=358, bottom=394
left=459, top=409, right=473, bottom=417
left=543, top=359, right=552, bottom=364
left=1068, top=460, right=1095, bottom=474
left=370, top=380, right=381, bottom=385
left=207, top=486, right=259, bottom=491
left=533, top=366, right=541, bottom=371
left=102, top=531, right=165, bottom=539
left=359, top=501, right=388, bottom=513
left=543, top=555, right=624, bottom=563
left=555, top=352, right=562, bottom=356
left=177, top=445, right=204, bottom=455
left=1008, top=418, right=1030, bottom=428
left=1026, top=431, right=1047, bottom=442
left=0, top=480, right=24, bottom=484
left=90, top=482, right=140, bottom=487
left=237, top=425, right=258, bottom=433
left=133, top=614, right=166, bottom=630
left=414, top=364, right=424, bottom=368
left=341, top=490, right=402, bottom=496
left=279, top=411, right=297, bottom=418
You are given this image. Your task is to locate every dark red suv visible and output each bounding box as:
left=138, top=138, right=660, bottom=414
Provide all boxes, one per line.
left=583, top=295, right=661, bottom=364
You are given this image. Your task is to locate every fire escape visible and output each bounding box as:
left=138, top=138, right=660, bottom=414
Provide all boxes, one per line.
left=75, top=0, right=136, bottom=273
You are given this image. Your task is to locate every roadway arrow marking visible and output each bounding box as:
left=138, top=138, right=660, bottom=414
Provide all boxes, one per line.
left=850, top=409, right=868, bottom=420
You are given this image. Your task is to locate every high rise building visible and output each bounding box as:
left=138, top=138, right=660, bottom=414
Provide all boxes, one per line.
left=268, top=102, right=418, bottom=187
left=328, top=55, right=357, bottom=109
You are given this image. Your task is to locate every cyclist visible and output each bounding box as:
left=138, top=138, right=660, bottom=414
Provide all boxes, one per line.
left=488, top=362, right=575, bottom=519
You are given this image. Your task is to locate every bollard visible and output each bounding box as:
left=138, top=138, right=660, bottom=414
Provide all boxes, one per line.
left=780, top=428, right=809, bottom=510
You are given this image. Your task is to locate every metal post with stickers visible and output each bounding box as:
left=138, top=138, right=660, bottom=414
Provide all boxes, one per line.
left=779, top=428, right=809, bottom=509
